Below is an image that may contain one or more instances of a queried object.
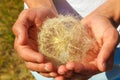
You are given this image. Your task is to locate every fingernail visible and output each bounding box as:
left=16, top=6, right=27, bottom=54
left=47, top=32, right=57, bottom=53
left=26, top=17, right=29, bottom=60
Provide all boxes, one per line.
left=45, top=66, right=50, bottom=72
left=50, top=72, right=57, bottom=77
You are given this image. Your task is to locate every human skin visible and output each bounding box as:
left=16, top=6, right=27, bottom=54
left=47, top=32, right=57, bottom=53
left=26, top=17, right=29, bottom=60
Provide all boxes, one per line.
left=12, top=6, right=59, bottom=77
left=12, top=0, right=120, bottom=80
left=56, top=0, right=120, bottom=80
left=24, top=0, right=58, bottom=14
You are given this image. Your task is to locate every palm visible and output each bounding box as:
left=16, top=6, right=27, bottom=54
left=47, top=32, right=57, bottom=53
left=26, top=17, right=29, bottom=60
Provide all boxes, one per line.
left=24, top=8, right=55, bottom=49
left=78, top=15, right=118, bottom=78
left=13, top=8, right=58, bottom=77
left=26, top=25, right=38, bottom=51
left=80, top=16, right=115, bottom=77
left=59, top=15, right=119, bottom=80
left=18, top=8, right=56, bottom=56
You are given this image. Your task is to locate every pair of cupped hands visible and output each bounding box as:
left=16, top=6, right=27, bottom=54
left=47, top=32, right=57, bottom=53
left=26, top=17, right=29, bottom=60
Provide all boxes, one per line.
left=12, top=7, right=119, bottom=80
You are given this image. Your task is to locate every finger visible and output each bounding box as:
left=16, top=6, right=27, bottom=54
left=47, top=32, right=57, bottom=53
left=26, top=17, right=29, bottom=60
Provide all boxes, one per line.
left=64, top=70, right=73, bottom=78
left=13, top=20, right=28, bottom=46
left=66, top=62, right=84, bottom=73
left=97, top=27, right=119, bottom=71
left=66, top=62, right=99, bottom=75
left=25, top=62, right=55, bottom=73
left=16, top=45, right=45, bottom=63
left=39, top=72, right=58, bottom=77
left=12, top=10, right=29, bottom=45
left=39, top=73, right=51, bottom=78
left=58, top=65, right=68, bottom=75
left=66, top=62, right=75, bottom=70
left=58, top=65, right=73, bottom=78
left=49, top=72, right=58, bottom=77
left=55, top=76, right=65, bottom=80
left=45, top=62, right=56, bottom=72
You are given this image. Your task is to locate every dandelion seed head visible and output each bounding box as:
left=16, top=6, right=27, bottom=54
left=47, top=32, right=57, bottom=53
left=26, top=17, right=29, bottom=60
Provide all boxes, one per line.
left=37, top=15, right=96, bottom=67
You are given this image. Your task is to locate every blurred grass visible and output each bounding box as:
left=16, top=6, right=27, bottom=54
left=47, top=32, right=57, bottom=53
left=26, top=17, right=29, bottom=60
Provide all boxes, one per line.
left=0, top=0, right=34, bottom=80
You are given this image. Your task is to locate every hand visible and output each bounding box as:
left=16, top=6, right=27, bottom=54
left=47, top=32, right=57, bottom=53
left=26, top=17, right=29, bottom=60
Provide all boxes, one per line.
left=56, top=10, right=119, bottom=80
left=12, top=7, right=58, bottom=77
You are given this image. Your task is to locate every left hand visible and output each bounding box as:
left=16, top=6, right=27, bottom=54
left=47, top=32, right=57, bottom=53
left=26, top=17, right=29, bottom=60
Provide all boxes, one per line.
left=12, top=7, right=58, bottom=78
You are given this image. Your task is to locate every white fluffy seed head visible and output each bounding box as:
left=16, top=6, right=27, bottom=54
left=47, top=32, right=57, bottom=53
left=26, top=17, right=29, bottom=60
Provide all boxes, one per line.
left=37, top=15, right=95, bottom=67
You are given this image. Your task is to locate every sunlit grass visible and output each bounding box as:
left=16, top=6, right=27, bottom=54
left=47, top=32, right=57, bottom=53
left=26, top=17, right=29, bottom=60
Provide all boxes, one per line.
left=0, top=0, right=34, bottom=80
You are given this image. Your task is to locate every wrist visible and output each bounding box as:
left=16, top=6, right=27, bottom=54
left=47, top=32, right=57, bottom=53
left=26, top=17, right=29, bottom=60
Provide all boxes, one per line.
left=93, top=0, right=120, bottom=24
left=24, top=0, right=58, bottom=14
left=110, top=0, right=120, bottom=24
left=24, top=0, right=52, bottom=8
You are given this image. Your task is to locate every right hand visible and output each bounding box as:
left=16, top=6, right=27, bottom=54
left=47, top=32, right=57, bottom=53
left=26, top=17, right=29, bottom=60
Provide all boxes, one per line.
left=56, top=3, right=119, bottom=79
left=12, top=7, right=58, bottom=77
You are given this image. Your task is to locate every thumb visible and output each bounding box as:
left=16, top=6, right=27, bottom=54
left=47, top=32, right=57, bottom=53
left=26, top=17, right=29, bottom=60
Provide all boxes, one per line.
left=12, top=10, right=29, bottom=45
left=97, top=27, right=119, bottom=71
left=13, top=21, right=28, bottom=46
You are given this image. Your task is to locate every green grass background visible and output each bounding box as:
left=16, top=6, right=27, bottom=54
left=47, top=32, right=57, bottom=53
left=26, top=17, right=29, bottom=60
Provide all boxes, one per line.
left=0, top=0, right=34, bottom=80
